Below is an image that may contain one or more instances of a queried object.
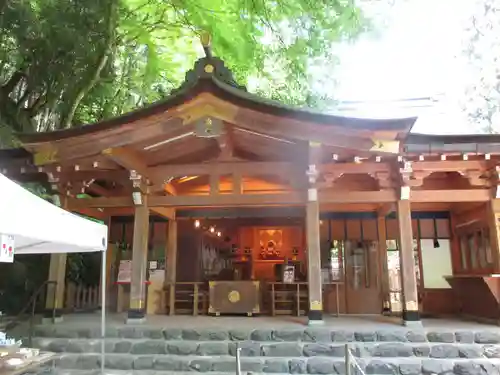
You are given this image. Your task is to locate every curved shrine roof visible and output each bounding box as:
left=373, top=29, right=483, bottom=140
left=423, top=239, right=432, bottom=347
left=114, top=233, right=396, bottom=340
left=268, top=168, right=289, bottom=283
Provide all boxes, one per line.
left=17, top=55, right=417, bottom=145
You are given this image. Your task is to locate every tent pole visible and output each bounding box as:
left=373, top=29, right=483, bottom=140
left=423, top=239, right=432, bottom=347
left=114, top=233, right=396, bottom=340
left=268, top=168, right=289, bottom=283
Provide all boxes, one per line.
left=100, top=249, right=106, bottom=375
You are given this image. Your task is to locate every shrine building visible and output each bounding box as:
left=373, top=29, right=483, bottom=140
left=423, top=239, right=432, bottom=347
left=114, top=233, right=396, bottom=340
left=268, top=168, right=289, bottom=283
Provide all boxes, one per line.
left=2, top=40, right=500, bottom=327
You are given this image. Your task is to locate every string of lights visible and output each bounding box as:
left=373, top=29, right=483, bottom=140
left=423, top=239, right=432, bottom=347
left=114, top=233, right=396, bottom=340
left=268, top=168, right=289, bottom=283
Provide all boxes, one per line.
left=193, top=219, right=222, bottom=238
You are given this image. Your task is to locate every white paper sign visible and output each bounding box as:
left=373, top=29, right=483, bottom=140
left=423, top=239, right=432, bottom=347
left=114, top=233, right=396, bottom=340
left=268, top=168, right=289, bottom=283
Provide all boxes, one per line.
left=0, top=234, right=15, bottom=263
left=117, top=260, right=132, bottom=283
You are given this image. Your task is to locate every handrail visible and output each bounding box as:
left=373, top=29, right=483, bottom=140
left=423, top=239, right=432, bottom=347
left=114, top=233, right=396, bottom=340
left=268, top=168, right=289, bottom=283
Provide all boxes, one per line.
left=345, top=344, right=366, bottom=375
left=235, top=343, right=241, bottom=375
left=3, top=280, right=57, bottom=347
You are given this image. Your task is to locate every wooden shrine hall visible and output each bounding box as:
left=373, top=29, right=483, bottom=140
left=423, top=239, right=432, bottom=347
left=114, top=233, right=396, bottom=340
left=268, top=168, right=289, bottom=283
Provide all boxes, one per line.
left=2, top=39, right=500, bottom=327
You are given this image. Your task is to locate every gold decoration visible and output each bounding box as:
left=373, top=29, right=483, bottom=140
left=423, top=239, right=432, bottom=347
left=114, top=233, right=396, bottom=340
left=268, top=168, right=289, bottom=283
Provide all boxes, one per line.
left=204, top=64, right=214, bottom=73
left=228, top=290, right=240, bottom=303
left=200, top=32, right=211, bottom=47
left=209, top=281, right=216, bottom=289
left=34, top=145, right=58, bottom=166
left=309, top=141, right=321, bottom=148
left=310, top=300, right=322, bottom=311
left=102, top=148, right=114, bottom=156
left=130, top=299, right=144, bottom=309
left=177, top=99, right=238, bottom=126
left=369, top=139, right=400, bottom=154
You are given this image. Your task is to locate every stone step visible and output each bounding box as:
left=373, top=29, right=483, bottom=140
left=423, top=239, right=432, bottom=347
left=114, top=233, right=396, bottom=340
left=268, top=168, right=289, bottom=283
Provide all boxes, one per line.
left=31, top=327, right=500, bottom=344
left=31, top=337, right=500, bottom=359
left=39, top=353, right=500, bottom=375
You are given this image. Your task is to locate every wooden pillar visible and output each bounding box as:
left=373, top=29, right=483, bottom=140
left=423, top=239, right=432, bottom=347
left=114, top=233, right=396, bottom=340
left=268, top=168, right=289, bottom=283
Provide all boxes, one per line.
left=487, top=199, right=500, bottom=272
left=377, top=215, right=390, bottom=313
left=306, top=142, right=323, bottom=324
left=98, top=216, right=113, bottom=309
left=44, top=253, right=67, bottom=323
left=44, top=194, right=67, bottom=323
left=164, top=217, right=178, bottom=315
left=397, top=199, right=421, bottom=327
left=165, top=218, right=178, bottom=284
left=127, top=196, right=149, bottom=323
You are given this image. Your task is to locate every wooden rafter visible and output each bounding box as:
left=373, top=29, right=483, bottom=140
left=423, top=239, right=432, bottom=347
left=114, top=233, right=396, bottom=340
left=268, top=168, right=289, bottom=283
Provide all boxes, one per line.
left=102, top=146, right=177, bottom=195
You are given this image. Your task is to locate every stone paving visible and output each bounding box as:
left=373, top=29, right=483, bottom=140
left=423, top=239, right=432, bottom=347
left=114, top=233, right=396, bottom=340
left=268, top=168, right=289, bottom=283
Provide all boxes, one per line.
left=28, top=314, right=500, bottom=375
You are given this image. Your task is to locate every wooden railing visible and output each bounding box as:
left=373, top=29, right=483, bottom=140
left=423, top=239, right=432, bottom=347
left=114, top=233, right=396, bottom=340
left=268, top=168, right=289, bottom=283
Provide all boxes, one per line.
left=64, top=283, right=100, bottom=311
left=267, top=282, right=308, bottom=316
left=159, top=281, right=343, bottom=316
left=162, top=282, right=208, bottom=316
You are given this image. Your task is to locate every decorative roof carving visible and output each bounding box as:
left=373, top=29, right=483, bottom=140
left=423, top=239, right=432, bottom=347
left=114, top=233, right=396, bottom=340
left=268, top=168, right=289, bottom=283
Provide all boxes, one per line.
left=172, top=56, right=247, bottom=95
left=171, top=33, right=246, bottom=95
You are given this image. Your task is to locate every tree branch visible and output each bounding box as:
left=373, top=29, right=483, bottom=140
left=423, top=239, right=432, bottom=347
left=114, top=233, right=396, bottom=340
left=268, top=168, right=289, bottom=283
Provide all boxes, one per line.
left=59, top=0, right=118, bottom=129
left=59, top=52, right=109, bottom=129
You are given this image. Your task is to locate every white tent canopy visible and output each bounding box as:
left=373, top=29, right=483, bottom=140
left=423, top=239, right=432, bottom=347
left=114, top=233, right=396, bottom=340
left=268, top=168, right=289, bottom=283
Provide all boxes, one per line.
left=0, top=172, right=108, bottom=374
left=0, top=173, right=107, bottom=254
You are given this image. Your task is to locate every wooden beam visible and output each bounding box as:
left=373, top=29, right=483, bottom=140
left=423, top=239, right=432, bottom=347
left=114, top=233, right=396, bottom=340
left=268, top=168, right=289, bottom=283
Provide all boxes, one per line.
left=149, top=193, right=305, bottom=207
left=412, top=160, right=489, bottom=172
left=71, top=207, right=107, bottom=220
left=67, top=196, right=133, bottom=209
left=151, top=161, right=294, bottom=179
left=319, top=162, right=393, bottom=175
left=410, top=189, right=490, bottom=203
left=56, top=170, right=129, bottom=183
left=377, top=203, right=395, bottom=217
left=86, top=183, right=114, bottom=197
left=319, top=190, right=397, bottom=204
left=102, top=147, right=176, bottom=195
left=150, top=207, right=175, bottom=220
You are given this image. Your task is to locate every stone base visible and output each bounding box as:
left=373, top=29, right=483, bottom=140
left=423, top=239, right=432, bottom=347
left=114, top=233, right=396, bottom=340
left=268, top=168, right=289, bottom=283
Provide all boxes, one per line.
left=307, top=310, right=323, bottom=325
left=402, top=319, right=423, bottom=328
left=126, top=308, right=146, bottom=324
left=402, top=309, right=422, bottom=328
left=42, top=308, right=64, bottom=324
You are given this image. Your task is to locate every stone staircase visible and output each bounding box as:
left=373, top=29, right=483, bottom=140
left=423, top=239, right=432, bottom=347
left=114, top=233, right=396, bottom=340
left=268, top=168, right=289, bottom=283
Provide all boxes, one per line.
left=28, top=324, right=500, bottom=375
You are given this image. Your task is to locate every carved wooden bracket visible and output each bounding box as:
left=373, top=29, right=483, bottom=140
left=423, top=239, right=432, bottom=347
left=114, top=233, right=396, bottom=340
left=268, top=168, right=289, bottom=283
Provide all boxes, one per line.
left=487, top=166, right=500, bottom=198
left=320, top=172, right=344, bottom=188
left=460, top=170, right=489, bottom=187
left=369, top=171, right=394, bottom=190
left=129, top=170, right=149, bottom=193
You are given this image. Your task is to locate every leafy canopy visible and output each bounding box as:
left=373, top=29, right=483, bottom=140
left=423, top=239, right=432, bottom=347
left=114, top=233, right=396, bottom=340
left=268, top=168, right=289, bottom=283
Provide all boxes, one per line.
left=0, top=0, right=365, bottom=139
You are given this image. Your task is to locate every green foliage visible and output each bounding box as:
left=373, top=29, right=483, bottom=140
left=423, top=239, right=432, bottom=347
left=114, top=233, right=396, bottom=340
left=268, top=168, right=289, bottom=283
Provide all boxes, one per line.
left=0, top=0, right=365, bottom=139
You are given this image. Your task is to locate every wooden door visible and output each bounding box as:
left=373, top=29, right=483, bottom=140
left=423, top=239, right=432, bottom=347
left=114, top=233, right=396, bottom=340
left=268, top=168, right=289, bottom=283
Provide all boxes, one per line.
left=344, top=240, right=381, bottom=314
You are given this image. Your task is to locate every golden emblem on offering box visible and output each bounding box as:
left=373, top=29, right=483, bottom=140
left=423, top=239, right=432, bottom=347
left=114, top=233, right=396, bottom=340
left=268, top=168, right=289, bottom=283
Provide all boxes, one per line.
left=228, top=290, right=240, bottom=303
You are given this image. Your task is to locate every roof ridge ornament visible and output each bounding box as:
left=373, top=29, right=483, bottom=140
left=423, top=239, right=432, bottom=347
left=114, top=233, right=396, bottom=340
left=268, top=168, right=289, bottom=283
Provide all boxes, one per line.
left=170, top=32, right=247, bottom=95
left=200, top=31, right=212, bottom=59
